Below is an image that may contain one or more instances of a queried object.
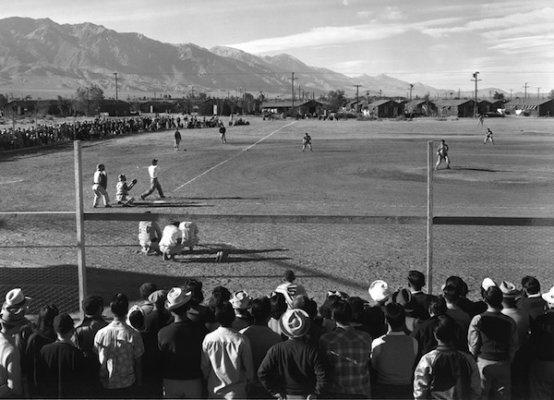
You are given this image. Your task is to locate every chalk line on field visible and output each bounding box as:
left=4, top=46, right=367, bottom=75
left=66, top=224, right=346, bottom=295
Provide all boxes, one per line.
left=173, top=121, right=296, bottom=192
left=0, top=179, right=24, bottom=185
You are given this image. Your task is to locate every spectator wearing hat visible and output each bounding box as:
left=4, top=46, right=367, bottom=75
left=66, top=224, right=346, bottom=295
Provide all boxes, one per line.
left=366, top=280, right=390, bottom=339
left=159, top=221, right=184, bottom=261
left=528, top=285, right=554, bottom=400
left=158, top=287, right=207, bottom=398
left=0, top=308, right=23, bottom=397
left=320, top=299, right=373, bottom=398
left=319, top=292, right=347, bottom=332
left=408, top=270, right=436, bottom=319
left=201, top=302, right=254, bottom=399
left=36, top=313, right=88, bottom=398
left=183, top=278, right=211, bottom=327
left=24, top=304, right=59, bottom=395
left=258, top=309, right=327, bottom=399
left=140, top=159, right=165, bottom=200
left=144, top=290, right=172, bottom=335
left=92, top=163, right=111, bottom=208
left=468, top=285, right=518, bottom=400
left=268, top=292, right=287, bottom=338
left=411, top=296, right=467, bottom=362
left=230, top=290, right=254, bottom=331
left=275, top=270, right=307, bottom=308
left=371, top=302, right=418, bottom=399
left=392, top=288, right=426, bottom=333
left=442, top=284, right=471, bottom=335
left=94, top=293, right=144, bottom=397
left=240, top=297, right=282, bottom=398
left=518, top=276, right=547, bottom=322
left=413, top=316, right=481, bottom=399
left=292, top=295, right=325, bottom=346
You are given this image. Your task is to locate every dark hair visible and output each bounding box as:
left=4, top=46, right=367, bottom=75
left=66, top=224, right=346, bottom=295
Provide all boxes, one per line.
left=128, top=309, right=144, bottom=331
left=483, top=286, right=503, bottom=308
left=445, top=276, right=468, bottom=296
left=110, top=293, right=129, bottom=319
left=348, top=297, right=368, bottom=325
left=331, top=299, right=352, bottom=325
left=83, top=295, right=104, bottom=316
left=37, top=304, right=59, bottom=333
left=434, top=315, right=457, bottom=344
left=209, top=286, right=231, bottom=308
left=319, top=294, right=342, bottom=319
left=269, top=292, right=287, bottom=319
left=171, top=221, right=180, bottom=227
left=442, top=284, right=460, bottom=303
left=429, top=296, right=447, bottom=316
left=521, top=276, right=540, bottom=295
left=183, top=278, right=204, bottom=305
left=139, top=283, right=157, bottom=300
left=384, top=302, right=405, bottom=330
left=284, top=270, right=296, bottom=283
left=214, top=302, right=235, bottom=327
left=408, top=270, right=426, bottom=290
left=292, top=296, right=318, bottom=319
left=251, top=297, right=271, bottom=324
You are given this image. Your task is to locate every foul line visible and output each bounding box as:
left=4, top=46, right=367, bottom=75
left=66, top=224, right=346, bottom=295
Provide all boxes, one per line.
left=173, top=121, right=296, bottom=192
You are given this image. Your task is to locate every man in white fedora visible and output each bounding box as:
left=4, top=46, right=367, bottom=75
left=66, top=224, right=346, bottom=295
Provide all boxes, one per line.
left=258, top=309, right=327, bottom=399
left=528, top=286, right=554, bottom=400
left=365, top=280, right=390, bottom=339
left=0, top=308, right=23, bottom=397
left=158, top=287, right=208, bottom=399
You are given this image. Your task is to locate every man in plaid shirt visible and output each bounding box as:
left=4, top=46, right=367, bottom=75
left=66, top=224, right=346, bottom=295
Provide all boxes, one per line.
left=319, top=299, right=372, bottom=398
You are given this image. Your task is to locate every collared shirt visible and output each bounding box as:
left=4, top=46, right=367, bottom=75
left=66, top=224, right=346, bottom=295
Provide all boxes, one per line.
left=201, top=326, right=254, bottom=398
left=413, top=345, right=481, bottom=400
left=0, top=332, right=22, bottom=397
left=371, top=331, right=418, bottom=385
left=319, top=325, right=372, bottom=396
left=94, top=320, right=145, bottom=389
left=159, top=225, right=181, bottom=248
left=148, top=165, right=158, bottom=179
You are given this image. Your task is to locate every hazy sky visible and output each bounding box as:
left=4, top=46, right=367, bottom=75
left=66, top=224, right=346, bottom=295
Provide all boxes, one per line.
left=1, top=0, right=553, bottom=91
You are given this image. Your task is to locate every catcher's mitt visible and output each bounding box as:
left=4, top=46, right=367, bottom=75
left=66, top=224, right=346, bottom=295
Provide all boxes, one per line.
left=131, top=179, right=138, bottom=185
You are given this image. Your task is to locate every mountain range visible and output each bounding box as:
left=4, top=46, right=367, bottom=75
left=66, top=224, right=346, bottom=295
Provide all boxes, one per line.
left=0, top=17, right=507, bottom=99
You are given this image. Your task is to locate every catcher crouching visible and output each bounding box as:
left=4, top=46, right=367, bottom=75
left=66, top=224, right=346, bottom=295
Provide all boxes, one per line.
left=116, top=174, right=137, bottom=206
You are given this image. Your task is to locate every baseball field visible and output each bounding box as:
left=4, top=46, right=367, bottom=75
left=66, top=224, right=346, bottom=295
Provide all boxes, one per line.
left=1, top=116, right=553, bottom=312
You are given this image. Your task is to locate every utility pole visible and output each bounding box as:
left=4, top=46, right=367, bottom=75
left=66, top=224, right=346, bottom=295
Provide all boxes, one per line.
left=523, top=82, right=529, bottom=99
left=353, top=84, right=362, bottom=112
left=291, top=72, right=296, bottom=112
left=113, top=72, right=118, bottom=100
left=537, top=87, right=540, bottom=99
left=409, top=83, right=414, bottom=102
left=471, top=71, right=481, bottom=117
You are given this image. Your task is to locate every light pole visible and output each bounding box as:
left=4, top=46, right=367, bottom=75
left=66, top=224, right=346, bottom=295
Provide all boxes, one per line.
left=113, top=72, right=118, bottom=100
left=471, top=71, right=480, bottom=117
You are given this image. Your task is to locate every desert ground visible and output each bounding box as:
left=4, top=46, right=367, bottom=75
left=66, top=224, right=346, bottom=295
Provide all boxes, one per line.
left=1, top=116, right=553, bottom=312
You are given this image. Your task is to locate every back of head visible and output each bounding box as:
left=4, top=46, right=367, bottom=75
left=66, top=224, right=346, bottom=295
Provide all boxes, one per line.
left=37, top=304, right=59, bottom=332
left=442, top=284, right=460, bottom=304
left=445, top=276, right=468, bottom=296
left=331, top=299, right=352, bottom=325
left=483, top=286, right=503, bottom=309
left=429, top=296, right=447, bottom=316
left=408, top=270, right=425, bottom=290
left=110, top=293, right=129, bottom=319
left=83, top=295, right=104, bottom=317
left=284, top=269, right=296, bottom=283
left=292, top=296, right=318, bottom=319
left=209, top=286, right=231, bottom=308
left=251, top=297, right=271, bottom=324
left=183, top=278, right=204, bottom=305
left=433, top=315, right=457, bottom=345
left=348, top=297, right=368, bottom=324
left=214, top=302, right=236, bottom=327
left=269, top=292, right=287, bottom=320
left=139, top=282, right=157, bottom=301
left=384, top=302, right=406, bottom=330
left=521, top=275, right=540, bottom=295
left=53, top=313, right=74, bottom=336
left=319, top=294, right=342, bottom=319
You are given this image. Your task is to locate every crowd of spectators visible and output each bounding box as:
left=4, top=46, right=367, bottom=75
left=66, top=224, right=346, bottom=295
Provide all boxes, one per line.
left=0, top=115, right=228, bottom=151
left=0, top=270, right=552, bottom=399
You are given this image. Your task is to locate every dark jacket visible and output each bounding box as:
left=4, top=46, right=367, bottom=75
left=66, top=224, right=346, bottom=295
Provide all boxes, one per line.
left=529, top=310, right=554, bottom=361
left=411, top=314, right=467, bottom=360
left=258, top=338, right=327, bottom=396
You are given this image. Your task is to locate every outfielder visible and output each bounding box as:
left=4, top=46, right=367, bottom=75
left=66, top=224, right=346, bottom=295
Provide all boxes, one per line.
left=484, top=128, right=494, bottom=145
left=302, top=132, right=312, bottom=152
left=92, top=164, right=111, bottom=208
left=435, top=139, right=451, bottom=170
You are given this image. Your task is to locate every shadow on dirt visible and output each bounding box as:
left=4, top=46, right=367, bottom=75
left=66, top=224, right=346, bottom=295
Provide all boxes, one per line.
left=450, top=166, right=504, bottom=172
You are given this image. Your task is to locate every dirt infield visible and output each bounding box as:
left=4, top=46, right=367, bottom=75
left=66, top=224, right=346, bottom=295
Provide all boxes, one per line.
left=1, top=117, right=553, bottom=312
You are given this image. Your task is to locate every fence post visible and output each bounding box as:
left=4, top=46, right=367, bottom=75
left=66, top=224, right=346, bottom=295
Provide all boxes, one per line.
left=427, top=141, right=434, bottom=294
left=74, top=141, right=87, bottom=314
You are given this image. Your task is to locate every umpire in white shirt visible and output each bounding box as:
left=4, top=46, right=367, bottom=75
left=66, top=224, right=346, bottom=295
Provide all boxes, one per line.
left=92, top=164, right=111, bottom=208
left=140, top=159, right=165, bottom=200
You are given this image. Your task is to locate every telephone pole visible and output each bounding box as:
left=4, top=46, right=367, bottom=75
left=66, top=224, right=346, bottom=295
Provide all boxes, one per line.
left=409, top=83, right=414, bottom=101
left=471, top=71, right=481, bottom=117
left=523, top=82, right=529, bottom=99
left=537, top=87, right=540, bottom=99
left=353, top=84, right=362, bottom=112
left=291, top=72, right=296, bottom=112
left=113, top=72, right=118, bottom=100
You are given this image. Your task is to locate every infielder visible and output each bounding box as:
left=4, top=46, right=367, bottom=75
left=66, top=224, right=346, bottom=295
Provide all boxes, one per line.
left=174, top=129, right=182, bottom=151
left=484, top=128, right=494, bottom=145
left=92, top=164, right=111, bottom=208
left=435, top=139, right=451, bottom=170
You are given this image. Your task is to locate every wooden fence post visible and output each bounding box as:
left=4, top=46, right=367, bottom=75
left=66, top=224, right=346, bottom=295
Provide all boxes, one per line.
left=427, top=141, right=434, bottom=294
left=74, top=141, right=87, bottom=314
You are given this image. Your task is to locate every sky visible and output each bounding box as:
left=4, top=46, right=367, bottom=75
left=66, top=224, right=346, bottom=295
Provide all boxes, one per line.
left=1, top=0, right=553, bottom=92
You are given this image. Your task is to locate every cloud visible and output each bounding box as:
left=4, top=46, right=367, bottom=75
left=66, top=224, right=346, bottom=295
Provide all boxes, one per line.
left=382, top=6, right=404, bottom=21
left=342, top=0, right=348, bottom=5
left=356, top=10, right=373, bottom=19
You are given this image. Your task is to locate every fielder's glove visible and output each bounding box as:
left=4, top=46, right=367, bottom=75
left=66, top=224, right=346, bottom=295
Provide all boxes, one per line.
left=131, top=179, right=138, bottom=185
